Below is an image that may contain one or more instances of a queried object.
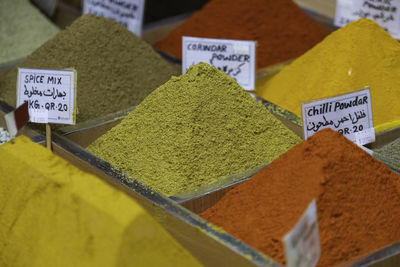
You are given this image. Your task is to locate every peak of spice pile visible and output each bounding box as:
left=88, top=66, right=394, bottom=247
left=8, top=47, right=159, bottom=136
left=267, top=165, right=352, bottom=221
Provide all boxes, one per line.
left=0, top=0, right=58, bottom=67
left=0, top=136, right=202, bottom=267
left=0, top=14, right=178, bottom=123
left=155, top=0, right=327, bottom=68
left=88, top=63, right=301, bottom=196
left=200, top=129, right=400, bottom=266
left=256, top=18, right=400, bottom=133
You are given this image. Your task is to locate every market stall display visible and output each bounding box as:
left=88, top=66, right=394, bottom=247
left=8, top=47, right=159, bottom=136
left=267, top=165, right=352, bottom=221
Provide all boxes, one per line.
left=88, top=63, right=301, bottom=196
left=0, top=136, right=202, bottom=267
left=256, top=18, right=400, bottom=133
left=1, top=1, right=400, bottom=266
left=375, top=137, right=400, bottom=166
left=0, top=15, right=178, bottom=124
left=155, top=0, right=328, bottom=68
left=201, top=129, right=400, bottom=266
left=0, top=0, right=58, bottom=69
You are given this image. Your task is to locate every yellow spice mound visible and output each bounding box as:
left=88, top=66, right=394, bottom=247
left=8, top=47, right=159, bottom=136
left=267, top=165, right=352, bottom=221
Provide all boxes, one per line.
left=0, top=136, right=201, bottom=267
left=256, top=18, right=400, bottom=133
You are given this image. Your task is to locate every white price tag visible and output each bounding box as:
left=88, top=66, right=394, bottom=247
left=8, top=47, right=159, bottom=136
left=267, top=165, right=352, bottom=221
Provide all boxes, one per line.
left=83, top=0, right=145, bottom=37
left=182, top=36, right=256, bottom=90
left=359, top=144, right=374, bottom=155
left=283, top=200, right=320, bottom=267
left=17, top=68, right=76, bottom=125
left=30, top=108, right=49, bottom=124
left=334, top=0, right=400, bottom=38
left=302, top=87, right=375, bottom=146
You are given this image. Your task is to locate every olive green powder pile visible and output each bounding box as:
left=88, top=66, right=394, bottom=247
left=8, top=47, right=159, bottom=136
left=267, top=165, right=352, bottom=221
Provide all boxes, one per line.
left=374, top=138, right=400, bottom=165
left=88, top=63, right=301, bottom=196
left=0, top=14, right=178, bottom=123
left=0, top=0, right=58, bottom=67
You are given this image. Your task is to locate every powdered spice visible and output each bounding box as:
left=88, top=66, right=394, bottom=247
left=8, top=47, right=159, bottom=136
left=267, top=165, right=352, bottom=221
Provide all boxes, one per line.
left=0, top=15, right=178, bottom=123
left=0, top=0, right=58, bottom=67
left=88, top=63, right=301, bottom=196
left=0, top=136, right=202, bottom=267
left=200, top=129, right=400, bottom=266
left=375, top=137, right=400, bottom=166
left=155, top=0, right=327, bottom=68
left=256, top=19, right=400, bottom=133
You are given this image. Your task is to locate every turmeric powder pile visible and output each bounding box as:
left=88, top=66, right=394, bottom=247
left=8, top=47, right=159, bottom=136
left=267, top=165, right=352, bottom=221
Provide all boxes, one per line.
left=256, top=18, right=400, bottom=133
left=0, top=136, right=202, bottom=267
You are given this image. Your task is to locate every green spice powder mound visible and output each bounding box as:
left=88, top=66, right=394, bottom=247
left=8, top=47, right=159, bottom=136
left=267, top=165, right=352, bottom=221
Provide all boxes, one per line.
left=0, top=0, right=59, bottom=67
left=374, top=138, right=400, bottom=165
left=88, top=63, right=301, bottom=196
left=0, top=14, right=178, bottom=123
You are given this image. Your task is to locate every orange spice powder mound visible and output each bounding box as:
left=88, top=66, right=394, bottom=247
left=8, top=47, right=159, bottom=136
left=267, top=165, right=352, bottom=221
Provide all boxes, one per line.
left=155, top=0, right=328, bottom=68
left=200, top=129, right=400, bottom=266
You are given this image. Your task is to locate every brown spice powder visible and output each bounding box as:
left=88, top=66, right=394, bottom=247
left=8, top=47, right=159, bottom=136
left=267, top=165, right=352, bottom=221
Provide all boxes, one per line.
left=201, top=129, right=400, bottom=266
left=155, top=0, right=327, bottom=68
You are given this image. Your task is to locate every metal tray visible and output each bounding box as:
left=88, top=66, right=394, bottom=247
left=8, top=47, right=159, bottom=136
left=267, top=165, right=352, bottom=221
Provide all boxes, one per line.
left=54, top=95, right=295, bottom=213
left=251, top=95, right=400, bottom=174
left=153, top=6, right=338, bottom=65
left=0, top=5, right=333, bottom=137
left=59, top=110, right=272, bottom=213
left=38, top=131, right=400, bottom=267
left=37, top=132, right=280, bottom=267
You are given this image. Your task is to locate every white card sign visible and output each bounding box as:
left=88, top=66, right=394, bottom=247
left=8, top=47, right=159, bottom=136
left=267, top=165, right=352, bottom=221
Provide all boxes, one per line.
left=302, top=87, right=375, bottom=146
left=182, top=36, right=256, bottom=90
left=283, top=200, right=320, bottom=267
left=334, top=0, right=400, bottom=38
left=17, top=68, right=76, bottom=125
left=83, top=0, right=145, bottom=36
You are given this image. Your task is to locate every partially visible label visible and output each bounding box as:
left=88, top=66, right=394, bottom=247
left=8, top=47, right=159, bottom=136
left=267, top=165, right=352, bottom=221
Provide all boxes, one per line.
left=30, top=108, right=49, bottom=124
left=83, top=0, right=145, bottom=36
left=182, top=36, right=256, bottom=90
left=5, top=102, right=29, bottom=137
left=17, top=68, right=76, bottom=125
left=283, top=200, right=320, bottom=267
left=334, top=0, right=400, bottom=38
left=302, top=87, right=375, bottom=146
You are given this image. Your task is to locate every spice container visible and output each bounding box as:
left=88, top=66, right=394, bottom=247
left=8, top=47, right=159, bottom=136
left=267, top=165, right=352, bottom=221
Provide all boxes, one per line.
left=148, top=5, right=336, bottom=68
left=199, top=129, right=400, bottom=266
left=256, top=18, right=400, bottom=134
left=58, top=58, right=292, bottom=142
left=37, top=132, right=279, bottom=267
left=41, top=130, right=400, bottom=267
left=58, top=63, right=300, bottom=209
left=0, top=0, right=59, bottom=71
left=56, top=98, right=274, bottom=214
left=172, top=163, right=268, bottom=213
left=0, top=135, right=204, bottom=267
left=368, top=127, right=400, bottom=173
left=0, top=100, right=42, bottom=140
left=254, top=94, right=400, bottom=174
left=59, top=58, right=295, bottom=143
left=52, top=100, right=277, bottom=214
left=152, top=2, right=336, bottom=69
left=154, top=0, right=329, bottom=69
left=0, top=15, right=179, bottom=129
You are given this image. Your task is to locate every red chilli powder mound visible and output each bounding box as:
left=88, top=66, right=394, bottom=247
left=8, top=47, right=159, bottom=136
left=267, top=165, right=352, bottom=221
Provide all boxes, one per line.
left=200, top=129, right=400, bottom=266
left=155, top=0, right=328, bottom=69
